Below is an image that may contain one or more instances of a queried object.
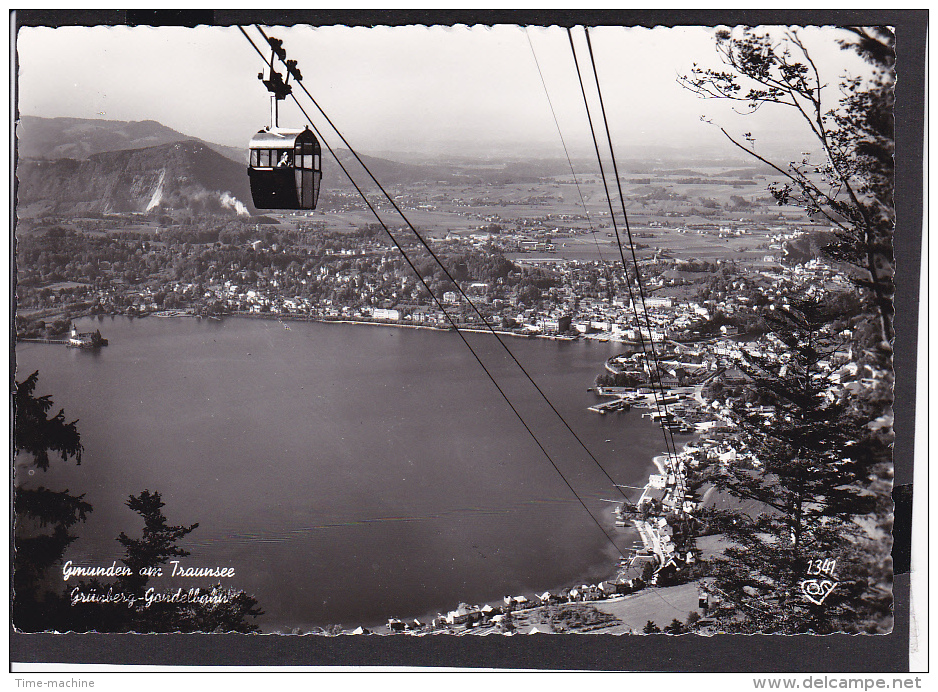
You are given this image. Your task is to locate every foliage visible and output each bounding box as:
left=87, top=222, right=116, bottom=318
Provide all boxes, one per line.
left=68, top=491, right=263, bottom=633
left=663, top=618, right=687, bottom=634
left=678, top=26, right=895, bottom=343
left=678, top=25, right=895, bottom=635
left=701, top=296, right=892, bottom=633
left=12, top=373, right=263, bottom=633
left=544, top=604, right=619, bottom=632
left=642, top=620, right=661, bottom=633
left=14, top=217, right=532, bottom=323
left=594, top=371, right=644, bottom=388
left=14, top=371, right=83, bottom=471
left=115, top=490, right=199, bottom=593
left=13, top=371, right=92, bottom=631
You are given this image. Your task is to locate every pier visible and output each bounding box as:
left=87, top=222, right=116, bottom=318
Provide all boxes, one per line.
left=587, top=399, right=631, bottom=414
left=16, top=337, right=67, bottom=345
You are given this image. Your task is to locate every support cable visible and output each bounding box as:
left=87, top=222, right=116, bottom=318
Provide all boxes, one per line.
left=567, top=27, right=687, bottom=514
left=524, top=28, right=611, bottom=296
left=584, top=27, right=677, bottom=482
left=583, top=28, right=688, bottom=505
left=252, top=24, right=634, bottom=506
left=238, top=25, right=628, bottom=556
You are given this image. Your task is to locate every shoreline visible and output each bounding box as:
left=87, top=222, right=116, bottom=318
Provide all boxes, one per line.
left=60, top=309, right=632, bottom=344
left=60, top=311, right=700, bottom=635
left=244, top=313, right=584, bottom=342
left=310, top=445, right=673, bottom=636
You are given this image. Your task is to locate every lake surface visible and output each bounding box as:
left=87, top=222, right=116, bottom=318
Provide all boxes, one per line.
left=15, top=316, right=669, bottom=631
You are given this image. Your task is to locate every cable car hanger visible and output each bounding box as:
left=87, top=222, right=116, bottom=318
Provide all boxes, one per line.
left=258, top=38, right=301, bottom=130
left=247, top=35, right=321, bottom=210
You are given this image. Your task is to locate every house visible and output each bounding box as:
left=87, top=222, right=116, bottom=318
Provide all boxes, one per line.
left=480, top=604, right=500, bottom=620
left=641, top=296, right=673, bottom=310
left=445, top=604, right=480, bottom=626
left=502, top=595, right=528, bottom=610
left=616, top=578, right=642, bottom=594
left=538, top=317, right=560, bottom=332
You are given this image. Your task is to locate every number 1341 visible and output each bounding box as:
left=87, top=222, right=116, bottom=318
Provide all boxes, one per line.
left=806, top=558, right=837, bottom=576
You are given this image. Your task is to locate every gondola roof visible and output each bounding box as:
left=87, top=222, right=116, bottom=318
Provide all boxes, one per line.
left=249, top=127, right=316, bottom=149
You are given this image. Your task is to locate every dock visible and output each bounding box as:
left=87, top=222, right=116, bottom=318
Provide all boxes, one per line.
left=16, top=338, right=67, bottom=345
left=587, top=399, right=631, bottom=414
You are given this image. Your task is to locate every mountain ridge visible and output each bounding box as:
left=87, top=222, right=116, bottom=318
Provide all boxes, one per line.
left=16, top=139, right=256, bottom=216
left=16, top=115, right=247, bottom=164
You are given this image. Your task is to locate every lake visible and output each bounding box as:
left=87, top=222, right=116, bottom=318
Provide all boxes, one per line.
left=15, top=316, right=669, bottom=631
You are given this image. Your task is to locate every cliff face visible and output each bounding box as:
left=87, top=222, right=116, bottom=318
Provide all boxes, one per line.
left=16, top=140, right=255, bottom=215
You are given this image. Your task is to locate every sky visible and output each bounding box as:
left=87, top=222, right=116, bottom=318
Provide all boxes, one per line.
left=16, top=23, right=871, bottom=159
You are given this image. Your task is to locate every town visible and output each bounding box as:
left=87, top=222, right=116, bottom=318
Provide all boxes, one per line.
left=14, top=158, right=891, bottom=636
left=14, top=199, right=842, bottom=346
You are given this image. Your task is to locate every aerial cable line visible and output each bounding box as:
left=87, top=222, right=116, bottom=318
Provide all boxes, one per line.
left=565, top=26, right=655, bottom=416
left=567, top=27, right=686, bottom=507
left=581, top=27, right=691, bottom=514
left=250, top=24, right=635, bottom=507
left=238, top=26, right=629, bottom=556
left=524, top=28, right=612, bottom=298
left=582, top=27, right=684, bottom=490
left=565, top=27, right=643, bottom=361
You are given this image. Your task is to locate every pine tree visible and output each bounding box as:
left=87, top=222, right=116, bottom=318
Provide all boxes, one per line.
left=73, top=491, right=264, bottom=633
left=115, top=490, right=198, bottom=595
left=13, top=371, right=92, bottom=631
left=702, top=296, right=891, bottom=633
left=679, top=27, right=895, bottom=633
left=13, top=372, right=263, bottom=633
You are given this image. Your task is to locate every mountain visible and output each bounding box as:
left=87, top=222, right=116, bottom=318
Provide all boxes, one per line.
left=15, top=116, right=616, bottom=216
left=16, top=116, right=246, bottom=164
left=16, top=140, right=256, bottom=216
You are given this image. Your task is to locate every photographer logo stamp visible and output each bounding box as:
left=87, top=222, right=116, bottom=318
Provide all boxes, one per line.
left=800, top=558, right=839, bottom=605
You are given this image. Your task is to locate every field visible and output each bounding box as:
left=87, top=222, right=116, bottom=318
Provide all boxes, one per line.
left=18, top=160, right=822, bottom=268
left=233, top=164, right=819, bottom=268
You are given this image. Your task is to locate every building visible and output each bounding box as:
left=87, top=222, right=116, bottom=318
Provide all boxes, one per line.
left=67, top=326, right=108, bottom=349
left=373, top=308, right=400, bottom=321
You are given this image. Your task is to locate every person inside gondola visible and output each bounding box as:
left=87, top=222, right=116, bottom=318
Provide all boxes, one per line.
left=277, top=151, right=291, bottom=167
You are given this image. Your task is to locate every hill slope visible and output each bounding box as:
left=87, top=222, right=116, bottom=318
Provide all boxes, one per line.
left=16, top=116, right=246, bottom=163
left=16, top=140, right=256, bottom=215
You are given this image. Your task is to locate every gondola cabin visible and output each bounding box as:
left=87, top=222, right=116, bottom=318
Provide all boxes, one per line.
left=248, top=127, right=321, bottom=210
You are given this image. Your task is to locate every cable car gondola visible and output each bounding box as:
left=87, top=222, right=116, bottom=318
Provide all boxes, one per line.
left=248, top=127, right=321, bottom=209
left=247, top=37, right=322, bottom=210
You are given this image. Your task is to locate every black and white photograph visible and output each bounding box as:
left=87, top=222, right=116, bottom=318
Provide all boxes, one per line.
left=10, top=10, right=923, bottom=672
